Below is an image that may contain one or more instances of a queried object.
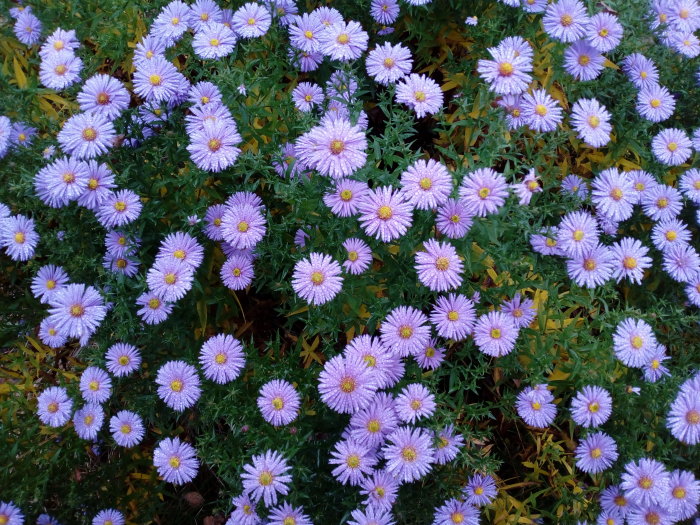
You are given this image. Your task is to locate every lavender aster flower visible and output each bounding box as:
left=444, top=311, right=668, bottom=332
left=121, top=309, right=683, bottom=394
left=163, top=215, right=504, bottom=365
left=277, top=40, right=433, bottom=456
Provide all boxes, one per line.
left=341, top=238, right=372, bottom=275
left=232, top=3, right=272, bottom=39
left=57, top=112, right=116, bottom=160
left=187, top=120, right=242, bottom=172
left=46, top=283, right=106, bottom=341
left=370, top=0, right=400, bottom=24
left=199, top=334, right=245, bottom=384
left=78, top=161, right=116, bottom=211
left=292, top=82, right=323, bottom=112
left=0, top=214, right=38, bottom=262
left=37, top=386, right=73, bottom=427
left=436, top=198, right=474, bottom=239
left=257, top=379, right=300, bottom=426
left=458, top=168, right=509, bottom=217
left=329, top=439, right=377, bottom=486
left=267, top=503, right=312, bottom=525
left=395, top=73, right=444, bottom=118
left=133, top=56, right=182, bottom=102
left=77, top=74, right=130, bottom=119
left=477, top=44, right=533, bottom=95
left=542, top=0, right=590, bottom=42
left=433, top=498, right=479, bottom=525
left=39, top=50, right=83, bottom=90
left=105, top=342, right=141, bottom=377
left=591, top=168, right=635, bottom=222
left=567, top=243, right=614, bottom=288
left=134, top=34, right=166, bottom=66
left=96, top=189, right=142, bottom=229
left=146, top=259, right=195, bottom=302
left=289, top=13, right=324, bottom=53
left=663, top=243, right=700, bottom=282
left=221, top=203, right=266, bottom=250
left=464, top=474, right=498, bottom=506
left=501, top=294, right=536, bottom=328
left=135, top=291, right=173, bottom=325
left=221, top=254, right=255, bottom=290
left=586, top=12, right=623, bottom=51
left=399, top=158, right=452, bottom=210
left=366, top=42, right=413, bottom=85
left=564, top=40, right=604, bottom=81
left=110, top=410, right=145, bottom=447
left=152, top=1, right=191, bottom=45
left=474, top=311, right=519, bottom=357
left=621, top=458, right=670, bottom=507
left=637, top=84, right=676, bottom=122
left=155, top=360, right=202, bottom=411
left=430, top=293, right=476, bottom=341
left=394, top=383, right=435, bottom=424
left=666, top=469, right=700, bottom=520
left=319, top=20, right=368, bottom=61
left=516, top=384, right=557, bottom=427
left=360, top=469, right=399, bottom=511
left=575, top=432, right=618, bottom=473
left=667, top=390, right=700, bottom=444
left=73, top=403, right=104, bottom=440
left=296, top=118, right=367, bottom=178
left=348, top=507, right=395, bottom=525
left=512, top=169, right=542, bottom=205
left=192, top=22, right=237, bottom=59
left=652, top=128, right=693, bottom=166
left=383, top=426, right=435, bottom=483
left=35, top=156, right=90, bottom=208
left=291, top=252, right=343, bottom=305
left=39, top=317, right=67, bottom=348
left=522, top=88, right=563, bottom=132
left=610, top=237, right=652, bottom=284
left=433, top=424, right=465, bottom=465
left=613, top=318, right=658, bottom=368
left=318, top=354, right=377, bottom=414
left=570, top=386, right=612, bottom=427
left=241, top=450, right=292, bottom=506
left=380, top=305, right=431, bottom=357
left=92, top=510, right=124, bottom=525
left=14, top=10, right=42, bottom=45
left=557, top=211, right=599, bottom=258
left=153, top=437, right=199, bottom=484
left=679, top=168, right=700, bottom=203
left=189, top=0, right=223, bottom=30
left=349, top=393, right=399, bottom=447
left=571, top=98, right=612, bottom=147
left=641, top=184, right=683, bottom=222
left=79, top=366, right=111, bottom=404
left=415, top=239, right=463, bottom=291
left=31, top=264, right=69, bottom=304
left=561, top=174, right=589, bottom=199
left=651, top=218, right=691, bottom=251
left=357, top=186, right=413, bottom=242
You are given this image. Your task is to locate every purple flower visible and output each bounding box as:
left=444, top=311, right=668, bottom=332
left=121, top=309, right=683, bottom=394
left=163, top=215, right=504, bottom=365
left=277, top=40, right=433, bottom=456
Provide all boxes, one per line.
left=37, top=386, right=73, bottom=427
left=370, top=0, right=400, bottom=24
left=341, top=238, right=372, bottom=275
left=221, top=254, right=255, bottom=290
left=110, top=410, right=145, bottom=447
left=199, top=334, right=246, bottom=384
left=188, top=81, right=222, bottom=107
left=229, top=492, right=260, bottom=525
left=322, top=179, right=368, bottom=217
left=78, top=161, right=117, bottom=211
left=73, top=403, right=104, bottom=440
left=652, top=128, right=693, bottom=166
left=153, top=437, right=199, bottom=485
left=289, top=13, right=324, bottom=53
left=57, top=112, right=116, bottom=160
left=433, top=424, right=465, bottom=465
left=542, top=0, right=590, bottom=42
left=566, top=243, right=614, bottom=288
left=436, top=198, right=474, bottom=239
left=319, top=20, right=368, bottom=61
left=433, top=498, right=479, bottom=525
left=39, top=317, right=67, bottom=348
left=382, top=426, right=435, bottom=483
left=77, top=74, right=130, bottom=119
left=360, top=469, right=399, bottom=511
left=415, top=338, right=446, bottom=370
left=512, top=169, right=542, bottom=205
left=96, top=189, right=143, bottom=228
left=477, top=43, right=533, bottom=95
left=105, top=342, right=141, bottom=377
left=430, top=293, right=476, bottom=341
left=464, top=473, right=498, bottom=506
left=668, top=0, right=700, bottom=31
left=663, top=243, right=700, bottom=282
left=155, top=360, right=202, bottom=411
left=10, top=122, right=37, bottom=148
left=241, top=450, right=292, bottom=507
left=34, top=156, right=90, bottom=208
left=188, top=0, right=223, bottom=30
left=292, top=82, right=323, bottom=112
left=318, top=354, right=377, bottom=414
left=14, top=10, right=42, bottom=45
left=357, top=186, right=413, bottom=242
left=679, top=168, right=700, bottom=203
left=1, top=214, right=38, bottom=261
left=46, top=283, right=106, bottom=342
left=152, top=1, right=191, bottom=44
left=329, top=439, right=377, bottom=486
left=637, top=84, right=676, bottom=122
left=40, top=28, right=79, bottom=57
left=651, top=218, right=691, bottom=251
left=586, top=12, right=623, bottom=51
left=501, top=294, right=536, bottom=328
left=622, top=53, right=659, bottom=89
left=557, top=211, right=599, bottom=258
left=571, top=98, right=611, bottom=147
left=561, top=173, right=589, bottom=198
left=193, top=22, right=237, bottom=59
left=380, top=305, right=431, bottom=357
left=92, top=509, right=125, bottom=525
left=133, top=56, right=183, bottom=102
left=345, top=335, right=404, bottom=389
left=232, top=2, right=272, bottom=38
left=564, top=40, right=604, bottom=81
left=267, top=503, right=312, bottom=525
left=349, top=393, right=399, bottom=447
left=570, top=385, right=612, bottom=427
left=257, top=379, right=300, bottom=426
left=641, top=184, right=683, bottom=222
left=31, top=264, right=69, bottom=304
left=395, top=73, right=444, bottom=118
left=667, top=390, right=700, bottom=444
left=348, top=507, right=395, bottom=525
left=79, top=366, right=111, bottom=404
left=473, top=311, right=519, bottom=357
left=621, top=458, right=670, bottom=507
left=146, top=259, right=195, bottom=302
left=135, top=291, right=173, bottom=325
left=221, top=203, right=266, bottom=250
left=296, top=118, right=367, bottom=178
left=415, top=239, right=464, bottom=291
left=366, top=42, right=413, bottom=85
left=574, top=432, right=618, bottom=473
left=133, top=34, right=166, bottom=66
left=498, top=94, right=527, bottom=129
left=516, top=384, right=557, bottom=428
left=291, top=252, right=343, bottom=305
left=522, top=88, right=563, bottom=132
left=187, top=119, right=242, bottom=172
left=39, top=50, right=83, bottom=89
left=666, top=469, right=700, bottom=520
left=399, top=158, right=452, bottom=210
left=394, top=383, right=435, bottom=424
left=610, top=237, right=652, bottom=284
left=459, top=167, right=509, bottom=217
left=613, top=318, right=658, bottom=368
left=600, top=485, right=631, bottom=518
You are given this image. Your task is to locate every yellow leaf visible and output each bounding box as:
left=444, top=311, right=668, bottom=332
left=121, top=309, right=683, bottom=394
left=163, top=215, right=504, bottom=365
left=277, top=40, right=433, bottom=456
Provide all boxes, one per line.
left=603, top=58, right=619, bottom=70
left=13, top=57, right=26, bottom=89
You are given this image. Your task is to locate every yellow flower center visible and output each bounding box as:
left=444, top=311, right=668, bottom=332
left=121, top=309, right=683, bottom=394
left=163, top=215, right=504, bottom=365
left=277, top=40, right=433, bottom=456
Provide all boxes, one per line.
left=201, top=96, right=209, bottom=104
left=609, top=187, right=622, bottom=200
left=53, top=40, right=65, bottom=51
left=648, top=98, right=662, bottom=109
left=687, top=409, right=700, bottom=424
left=587, top=115, right=599, bottom=127
left=546, top=238, right=557, bottom=247
left=120, top=424, right=131, bottom=434
left=680, top=8, right=690, bottom=18
left=215, top=353, right=227, bottom=365
left=208, top=138, right=222, bottom=152
left=55, top=64, right=67, bottom=75
left=348, top=250, right=358, bottom=262
left=283, top=518, right=296, bottom=525
left=573, top=229, right=584, bottom=241
left=148, top=298, right=161, bottom=309
left=588, top=401, right=600, bottom=413
left=498, top=62, right=514, bottom=76
left=583, top=258, right=596, bottom=271
left=666, top=230, right=677, bottom=241
left=399, top=325, right=413, bottom=339
left=339, top=189, right=353, bottom=201
left=149, top=74, right=162, bottom=86
left=450, top=214, right=460, bottom=223
left=88, top=380, right=99, bottom=391
left=70, top=304, right=84, bottom=317
left=116, top=258, right=127, bottom=269
left=330, top=139, right=345, bottom=154
left=639, top=476, right=653, bottom=489
left=310, top=271, right=324, bottom=285
left=527, top=180, right=539, bottom=191
left=590, top=447, right=602, bottom=459
left=171, top=17, right=179, bottom=25
left=667, top=142, right=678, bottom=152
left=561, top=14, right=573, bottom=26
left=531, top=401, right=541, bottom=410
left=451, top=512, right=464, bottom=524
left=578, top=54, right=590, bottom=66
left=47, top=402, right=59, bottom=413
left=247, top=17, right=256, bottom=26
left=201, top=12, right=209, bottom=20
left=243, top=505, right=252, bottom=515
left=48, top=328, right=56, bottom=336
left=259, top=470, right=273, bottom=485
left=169, top=456, right=180, bottom=468
left=414, top=91, right=426, bottom=102
left=378, top=205, right=393, bottom=220
left=346, top=454, right=360, bottom=468
left=170, top=379, right=183, bottom=392
left=651, top=359, right=660, bottom=369
left=213, top=217, right=222, bottom=226
left=232, top=268, right=241, bottom=277
left=673, top=487, right=687, bottom=499
left=410, top=399, right=422, bottom=410
left=118, top=355, right=130, bottom=366
left=656, top=197, right=668, bottom=208
left=478, top=187, right=490, bottom=199
left=623, top=257, right=637, bottom=269
left=599, top=28, right=609, bottom=37
left=438, top=436, right=449, bottom=448
left=82, top=127, right=97, bottom=141
left=631, top=335, right=644, bottom=349
left=304, top=30, right=313, bottom=39
left=114, top=201, right=126, bottom=212
left=425, top=346, right=435, bottom=357
left=535, top=104, right=548, bottom=116
left=376, top=486, right=385, bottom=497
left=45, top=279, right=57, bottom=290
left=337, top=33, right=349, bottom=44
left=363, top=354, right=376, bottom=367
left=614, top=495, right=626, bottom=507
left=86, top=177, right=99, bottom=190
left=448, top=310, right=459, bottom=321
left=340, top=377, right=356, bottom=393
left=474, top=486, right=484, bottom=495
left=512, top=108, right=521, bottom=117
left=84, top=414, right=94, bottom=425
left=209, top=38, right=220, bottom=47
left=367, top=420, right=381, bottom=433
left=401, top=446, right=417, bottom=462
left=237, top=221, right=250, bottom=232
left=435, top=256, right=450, bottom=271
left=645, top=512, right=660, bottom=525
left=304, top=94, right=313, bottom=102
left=272, top=396, right=284, bottom=410
left=419, top=177, right=433, bottom=190
left=173, top=249, right=186, bottom=260
left=164, top=272, right=177, bottom=285
left=490, top=328, right=502, bottom=339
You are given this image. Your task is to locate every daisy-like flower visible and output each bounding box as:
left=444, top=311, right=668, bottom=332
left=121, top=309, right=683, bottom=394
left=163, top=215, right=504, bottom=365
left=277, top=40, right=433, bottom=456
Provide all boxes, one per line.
left=637, top=84, right=676, bottom=122
left=512, top=169, right=542, bottom=205
left=221, top=203, right=266, bottom=250
left=40, top=27, right=78, bottom=56
left=297, top=118, right=367, bottom=179
left=668, top=0, right=700, bottom=32
left=652, top=128, right=693, bottom=166
left=433, top=424, right=465, bottom=465
left=153, top=437, right=199, bottom=485
left=366, top=42, right=412, bottom=85
left=436, top=198, right=474, bottom=239
left=37, top=386, right=73, bottom=427
left=652, top=218, right=691, bottom=251
left=31, top=264, right=69, bottom=304
left=666, top=469, right=700, bottom=520
left=46, top=283, right=106, bottom=342
left=395, top=73, right=444, bottom=118
left=79, top=366, right=112, bottom=404
left=92, top=509, right=125, bottom=525
left=39, top=317, right=67, bottom=348
left=152, top=0, right=191, bottom=44
left=667, top=390, right=700, bottom=444
left=192, top=22, right=237, bottom=59
left=360, top=469, right=399, bottom=511
left=358, top=186, right=413, bottom=242
left=679, top=168, right=700, bottom=203
left=477, top=44, right=533, bottom=95
left=232, top=2, right=272, bottom=38
left=57, top=112, right=116, bottom=160
left=621, top=458, right=670, bottom=507
left=564, top=40, right=604, bottom=81
left=347, top=507, right=395, bottom=525
left=591, top=168, right=635, bottom=221
left=561, top=173, right=589, bottom=199
left=430, top=293, right=476, bottom=341
left=133, top=34, right=166, bottom=66
left=370, top=0, right=400, bottom=24
left=189, top=0, right=223, bottom=30
left=221, top=254, right=255, bottom=290
left=188, top=81, right=222, bottom=107
left=574, top=432, right=618, bottom=474
left=473, top=311, right=519, bottom=357
left=458, top=167, right=509, bottom=217
left=0, top=214, right=39, bottom=262
left=642, top=184, right=683, bottom=222
left=501, top=294, right=536, bottom=329
left=155, top=360, right=202, bottom=411
left=110, top=410, right=145, bottom=447
left=516, top=384, right=557, bottom=428
left=349, top=393, right=399, bottom=447
left=105, top=342, right=141, bottom=377
left=199, top=334, right=245, bottom=384
left=613, top=318, right=658, bottom=368
left=135, top=291, right=173, bottom=325
left=642, top=345, right=672, bottom=383
left=96, top=189, right=142, bottom=229
left=267, top=503, right=312, bottom=525
left=291, top=252, right=343, bottom=306
left=147, top=259, right=195, bottom=302
left=342, top=238, right=373, bottom=275
left=133, top=56, right=183, bottom=102
left=35, top=155, right=90, bottom=208
left=102, top=252, right=139, bottom=277
left=228, top=492, right=260, bottom=525
left=570, top=385, right=612, bottom=427
left=187, top=119, right=242, bottom=172
left=290, top=48, right=323, bottom=72
left=157, top=232, right=203, bottom=269
left=399, top=158, right=452, bottom=210
left=567, top=243, right=614, bottom=288
left=571, top=98, right=611, bottom=148
left=289, top=13, right=324, bottom=53
left=414, top=239, right=463, bottom=291
left=610, top=237, right=652, bottom=284
left=203, top=204, right=227, bottom=240
left=663, top=243, right=700, bottom=282
left=39, top=50, right=83, bottom=90
left=557, top=211, right=599, bottom=258
left=600, top=484, right=632, bottom=518
left=464, top=473, right=498, bottom=506
left=522, top=88, right=563, bottom=132
left=78, top=161, right=117, bottom=211
left=318, top=354, right=377, bottom=414
left=77, top=74, right=130, bottom=119
left=394, top=383, right=436, bottom=424
left=241, top=450, right=292, bottom=507
left=622, top=53, right=659, bottom=89
left=73, top=403, right=104, bottom=440
left=433, top=498, right=479, bottom=525
left=257, top=379, right=300, bottom=426
left=380, top=305, right=431, bottom=357
left=586, top=12, right=623, bottom=51
left=319, top=20, right=368, bottom=61
left=627, top=169, right=657, bottom=203
left=11, top=122, right=37, bottom=148
left=543, top=0, right=590, bottom=42
left=383, top=426, right=435, bottom=483
left=292, top=82, right=323, bottom=112
left=329, top=439, right=377, bottom=486
left=498, top=94, right=527, bottom=129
